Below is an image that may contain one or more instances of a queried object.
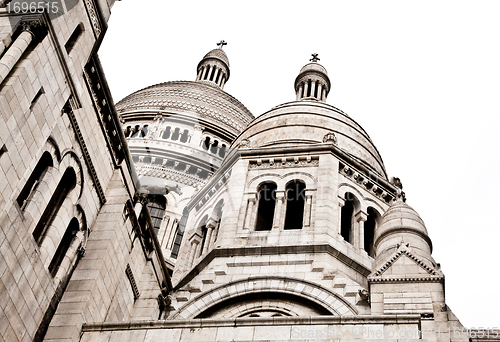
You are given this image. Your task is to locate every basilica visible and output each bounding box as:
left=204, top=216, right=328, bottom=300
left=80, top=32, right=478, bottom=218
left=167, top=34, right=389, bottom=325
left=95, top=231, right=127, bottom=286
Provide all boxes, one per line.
left=0, top=2, right=496, bottom=341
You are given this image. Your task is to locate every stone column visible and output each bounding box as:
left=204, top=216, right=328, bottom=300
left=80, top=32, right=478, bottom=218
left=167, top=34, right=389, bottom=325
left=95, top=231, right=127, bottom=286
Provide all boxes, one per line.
left=205, top=65, right=212, bottom=80
left=303, top=194, right=313, bottom=228
left=188, top=242, right=197, bottom=267
left=296, top=84, right=303, bottom=100
left=209, top=222, right=219, bottom=248
left=355, top=211, right=368, bottom=250
left=202, top=228, right=213, bottom=255
left=272, top=191, right=285, bottom=230
left=303, top=81, right=309, bottom=97
left=322, top=88, right=327, bottom=101
left=244, top=196, right=256, bottom=230
left=212, top=68, right=220, bottom=82
left=338, top=197, right=345, bottom=235
left=0, top=21, right=39, bottom=84
left=317, top=83, right=322, bottom=100
left=310, top=81, right=316, bottom=98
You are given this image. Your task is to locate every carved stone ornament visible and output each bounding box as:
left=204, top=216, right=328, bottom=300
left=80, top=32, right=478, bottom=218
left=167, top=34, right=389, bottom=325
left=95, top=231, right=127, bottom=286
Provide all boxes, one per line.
left=239, top=138, right=251, bottom=148
left=19, top=18, right=47, bottom=42
left=358, top=288, right=370, bottom=303
left=390, top=177, right=403, bottom=189
left=322, top=132, right=338, bottom=145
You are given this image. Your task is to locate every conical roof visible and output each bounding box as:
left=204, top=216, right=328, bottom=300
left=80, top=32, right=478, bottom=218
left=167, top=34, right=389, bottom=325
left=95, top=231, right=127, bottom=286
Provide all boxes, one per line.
left=201, top=48, right=230, bottom=68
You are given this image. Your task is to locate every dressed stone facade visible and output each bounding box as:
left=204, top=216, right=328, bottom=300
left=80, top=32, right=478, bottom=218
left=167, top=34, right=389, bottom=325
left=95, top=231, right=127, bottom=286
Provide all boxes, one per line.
left=0, top=3, right=497, bottom=342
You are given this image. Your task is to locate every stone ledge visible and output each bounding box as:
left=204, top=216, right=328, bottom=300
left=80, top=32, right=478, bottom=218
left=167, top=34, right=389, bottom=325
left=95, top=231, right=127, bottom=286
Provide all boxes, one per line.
left=81, top=314, right=421, bottom=332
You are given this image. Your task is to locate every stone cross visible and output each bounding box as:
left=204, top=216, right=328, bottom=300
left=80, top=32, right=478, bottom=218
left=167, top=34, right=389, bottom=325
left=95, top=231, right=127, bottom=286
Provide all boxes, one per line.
left=217, top=40, right=227, bottom=49
left=310, top=53, right=320, bottom=62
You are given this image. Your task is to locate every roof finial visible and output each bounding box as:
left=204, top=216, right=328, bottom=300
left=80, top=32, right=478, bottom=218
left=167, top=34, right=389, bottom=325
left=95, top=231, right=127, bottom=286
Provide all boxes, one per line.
left=310, top=53, right=320, bottom=62
left=217, top=40, right=227, bottom=50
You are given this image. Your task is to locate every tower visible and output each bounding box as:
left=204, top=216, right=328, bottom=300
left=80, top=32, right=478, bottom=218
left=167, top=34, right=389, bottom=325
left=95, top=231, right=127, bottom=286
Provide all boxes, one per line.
left=116, top=43, right=253, bottom=271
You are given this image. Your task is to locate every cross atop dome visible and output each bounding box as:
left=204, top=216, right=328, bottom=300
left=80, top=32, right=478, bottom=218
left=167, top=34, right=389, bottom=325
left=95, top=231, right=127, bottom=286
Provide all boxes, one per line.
left=310, top=53, right=320, bottom=62
left=217, top=40, right=227, bottom=49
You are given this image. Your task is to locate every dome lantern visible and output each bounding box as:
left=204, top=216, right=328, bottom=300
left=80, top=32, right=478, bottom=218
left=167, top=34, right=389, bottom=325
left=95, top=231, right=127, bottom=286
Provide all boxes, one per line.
left=196, top=40, right=230, bottom=89
left=294, top=53, right=330, bottom=102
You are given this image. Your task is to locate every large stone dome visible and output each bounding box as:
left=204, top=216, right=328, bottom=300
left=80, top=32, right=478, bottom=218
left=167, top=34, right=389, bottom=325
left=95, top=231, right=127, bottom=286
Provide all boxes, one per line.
left=233, top=100, right=387, bottom=177
left=116, top=81, right=253, bottom=137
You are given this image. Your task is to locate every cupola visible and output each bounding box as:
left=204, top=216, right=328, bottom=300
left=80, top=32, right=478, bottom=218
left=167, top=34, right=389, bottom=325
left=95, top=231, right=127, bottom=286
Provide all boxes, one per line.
left=195, top=40, right=230, bottom=89
left=373, top=192, right=436, bottom=269
left=294, top=53, right=330, bottom=102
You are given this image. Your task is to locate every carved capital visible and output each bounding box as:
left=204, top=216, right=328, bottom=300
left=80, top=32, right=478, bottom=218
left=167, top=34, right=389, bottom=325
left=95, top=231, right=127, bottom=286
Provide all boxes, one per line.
left=355, top=211, right=368, bottom=222
left=19, top=17, right=46, bottom=42
left=135, top=192, right=149, bottom=205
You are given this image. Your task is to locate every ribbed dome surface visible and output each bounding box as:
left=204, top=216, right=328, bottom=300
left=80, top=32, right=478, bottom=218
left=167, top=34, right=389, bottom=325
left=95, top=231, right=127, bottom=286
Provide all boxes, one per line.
left=233, top=100, right=387, bottom=177
left=299, top=62, right=328, bottom=75
left=116, top=81, right=254, bottom=135
left=374, top=200, right=429, bottom=244
left=202, top=48, right=230, bottom=67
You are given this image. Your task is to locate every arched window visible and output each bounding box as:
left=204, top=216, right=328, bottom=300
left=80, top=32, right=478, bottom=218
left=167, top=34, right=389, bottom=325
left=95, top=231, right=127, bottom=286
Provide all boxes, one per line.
left=147, top=196, right=166, bottom=235
left=340, top=193, right=355, bottom=244
left=65, top=23, right=84, bottom=54
left=162, top=126, right=171, bottom=139
left=171, top=127, right=180, bottom=141
left=202, top=137, right=210, bottom=150
left=180, top=129, right=189, bottom=143
left=364, top=207, right=379, bottom=257
left=255, top=183, right=277, bottom=231
left=209, top=199, right=224, bottom=243
left=219, top=144, right=226, bottom=158
left=284, top=180, right=306, bottom=230
left=32, top=167, right=77, bottom=245
left=17, top=151, right=53, bottom=210
left=170, top=207, right=189, bottom=259
left=48, top=217, right=79, bottom=277
left=124, top=126, right=131, bottom=137
left=198, top=215, right=209, bottom=257
left=131, top=125, right=141, bottom=138
left=210, top=140, right=218, bottom=154
left=141, top=125, right=148, bottom=137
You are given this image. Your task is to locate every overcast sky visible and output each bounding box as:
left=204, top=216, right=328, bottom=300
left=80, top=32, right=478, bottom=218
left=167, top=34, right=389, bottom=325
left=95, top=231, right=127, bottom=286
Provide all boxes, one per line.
left=99, top=0, right=500, bottom=328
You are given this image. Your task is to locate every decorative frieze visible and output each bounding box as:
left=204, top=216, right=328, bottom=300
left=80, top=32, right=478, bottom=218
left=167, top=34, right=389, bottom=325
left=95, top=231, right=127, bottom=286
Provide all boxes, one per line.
left=339, top=161, right=395, bottom=203
left=249, top=156, right=319, bottom=169
left=83, top=0, right=102, bottom=37
left=62, top=101, right=106, bottom=205
left=194, top=170, right=232, bottom=211
left=125, top=264, right=140, bottom=300
left=136, top=164, right=206, bottom=188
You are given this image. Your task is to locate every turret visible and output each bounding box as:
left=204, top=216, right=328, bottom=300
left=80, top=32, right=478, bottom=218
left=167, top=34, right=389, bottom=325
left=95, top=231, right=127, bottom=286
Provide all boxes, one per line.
left=195, top=40, right=230, bottom=89
left=294, top=53, right=330, bottom=102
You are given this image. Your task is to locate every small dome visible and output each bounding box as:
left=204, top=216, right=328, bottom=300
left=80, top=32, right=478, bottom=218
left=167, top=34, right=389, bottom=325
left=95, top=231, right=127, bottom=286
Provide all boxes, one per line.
left=294, top=55, right=331, bottom=102
left=201, top=48, right=230, bottom=68
left=373, top=200, right=435, bottom=268
left=233, top=100, right=387, bottom=177
left=298, top=62, right=328, bottom=75
left=374, top=201, right=430, bottom=245
left=196, top=47, right=231, bottom=89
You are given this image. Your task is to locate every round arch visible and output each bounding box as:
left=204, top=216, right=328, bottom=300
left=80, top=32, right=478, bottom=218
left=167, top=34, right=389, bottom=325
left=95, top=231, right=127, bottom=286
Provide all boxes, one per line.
left=172, top=276, right=358, bottom=319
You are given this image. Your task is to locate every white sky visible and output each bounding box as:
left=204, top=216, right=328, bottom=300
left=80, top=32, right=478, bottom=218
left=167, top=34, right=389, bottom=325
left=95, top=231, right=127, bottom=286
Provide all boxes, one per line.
left=99, top=0, right=500, bottom=328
